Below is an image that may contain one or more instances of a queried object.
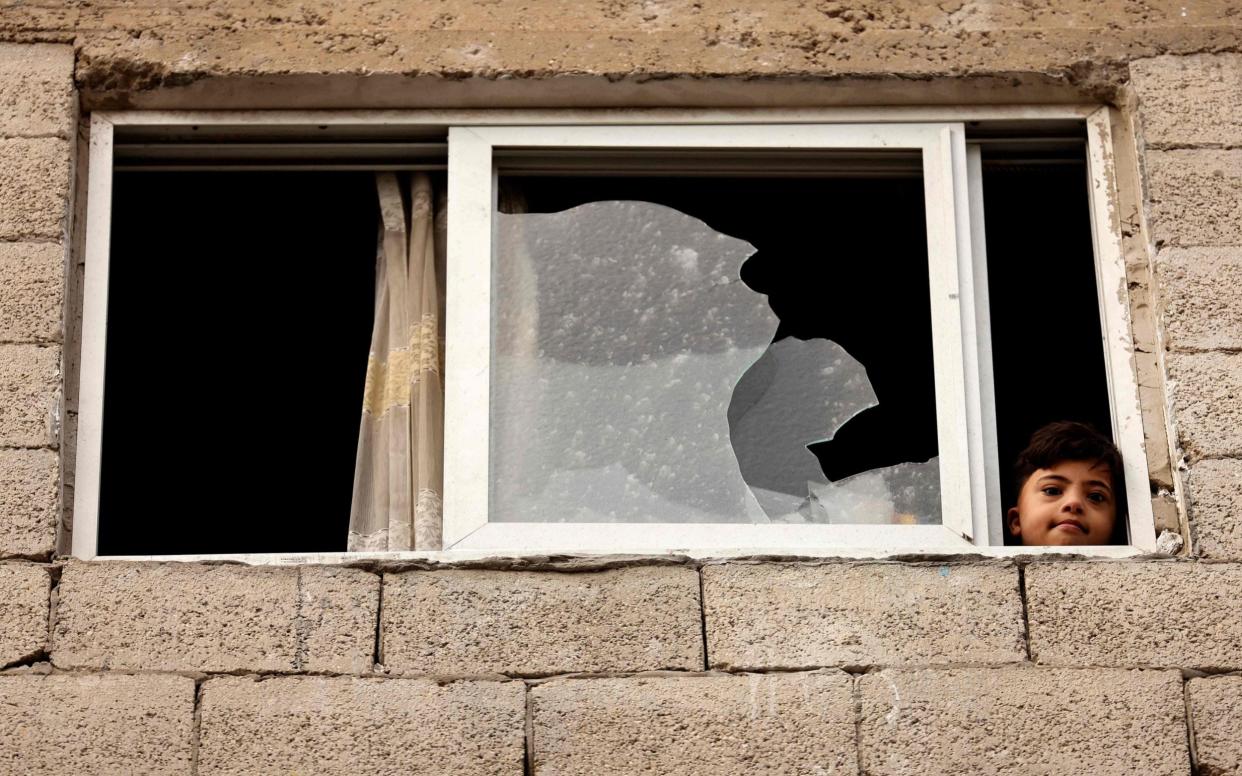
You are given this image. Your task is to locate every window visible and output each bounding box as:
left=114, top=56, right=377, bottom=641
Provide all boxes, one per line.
left=71, top=108, right=1157, bottom=560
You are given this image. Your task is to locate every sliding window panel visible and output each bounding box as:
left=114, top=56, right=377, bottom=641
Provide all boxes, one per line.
left=443, top=124, right=979, bottom=553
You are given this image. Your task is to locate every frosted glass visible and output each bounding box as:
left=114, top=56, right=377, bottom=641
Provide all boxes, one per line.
left=490, top=200, right=940, bottom=524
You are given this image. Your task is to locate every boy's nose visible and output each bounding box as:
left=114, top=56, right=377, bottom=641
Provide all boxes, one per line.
left=1060, top=495, right=1084, bottom=514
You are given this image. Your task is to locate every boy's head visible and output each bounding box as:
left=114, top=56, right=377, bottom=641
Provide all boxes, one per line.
left=1008, top=421, right=1125, bottom=546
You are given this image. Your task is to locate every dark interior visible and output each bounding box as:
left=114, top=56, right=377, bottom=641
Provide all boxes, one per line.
left=99, top=171, right=378, bottom=554
left=97, top=147, right=1116, bottom=554
left=979, top=155, right=1119, bottom=543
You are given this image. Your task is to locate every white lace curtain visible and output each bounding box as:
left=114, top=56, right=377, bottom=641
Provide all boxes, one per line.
left=347, top=172, right=446, bottom=551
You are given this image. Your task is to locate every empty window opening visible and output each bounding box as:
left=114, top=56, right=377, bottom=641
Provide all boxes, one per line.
left=977, top=145, right=1120, bottom=544
left=99, top=171, right=381, bottom=555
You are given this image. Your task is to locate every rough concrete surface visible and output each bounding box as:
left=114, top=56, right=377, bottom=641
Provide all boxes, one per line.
left=1157, top=247, right=1242, bottom=352
left=0, top=1, right=1235, bottom=113
left=0, top=673, right=195, bottom=776
left=0, top=563, right=48, bottom=667
left=0, top=448, right=57, bottom=557
left=0, top=43, right=73, bottom=138
left=198, top=676, right=525, bottom=776
left=53, top=562, right=378, bottom=673
left=531, top=672, right=857, bottom=775
left=1188, top=676, right=1242, bottom=776
left=1146, top=149, right=1242, bottom=248
left=857, top=667, right=1187, bottom=776
left=0, top=138, right=69, bottom=241
left=1131, top=53, right=1242, bottom=149
left=0, top=344, right=58, bottom=448
left=382, top=566, right=702, bottom=676
left=0, top=241, right=63, bottom=343
left=1166, top=352, right=1242, bottom=460
left=703, top=562, right=1023, bottom=670
left=1185, top=458, right=1242, bottom=559
left=1026, top=561, right=1242, bottom=670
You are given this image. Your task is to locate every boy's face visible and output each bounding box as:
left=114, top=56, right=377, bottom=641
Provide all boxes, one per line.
left=1007, top=459, right=1117, bottom=546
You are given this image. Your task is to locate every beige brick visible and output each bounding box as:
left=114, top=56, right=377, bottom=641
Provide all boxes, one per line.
left=1026, top=561, right=1242, bottom=669
left=1167, top=352, right=1242, bottom=460
left=1185, top=458, right=1242, bottom=559
left=1188, top=676, right=1242, bottom=776
left=0, top=563, right=48, bottom=667
left=703, top=562, right=1023, bottom=670
left=199, top=676, right=524, bottom=776
left=1158, top=247, right=1242, bottom=352
left=0, top=448, right=57, bottom=557
left=531, top=672, right=857, bottom=775
left=53, top=562, right=378, bottom=673
left=1146, top=149, right=1242, bottom=248
left=858, top=667, right=1186, bottom=776
left=382, top=566, right=702, bottom=676
left=0, top=673, right=195, bottom=775
left=0, top=44, right=74, bottom=138
left=0, top=344, right=58, bottom=448
left=0, top=138, right=70, bottom=241
left=1132, top=54, right=1242, bottom=149
left=0, top=242, right=63, bottom=343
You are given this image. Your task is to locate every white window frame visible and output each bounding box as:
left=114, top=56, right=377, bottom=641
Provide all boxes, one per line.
left=71, top=106, right=1156, bottom=562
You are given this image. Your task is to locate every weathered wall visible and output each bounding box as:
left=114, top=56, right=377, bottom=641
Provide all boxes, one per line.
left=0, top=4, right=1240, bottom=774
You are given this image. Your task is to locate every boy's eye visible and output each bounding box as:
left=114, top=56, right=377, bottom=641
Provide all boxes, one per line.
left=1087, top=492, right=1108, bottom=504
left=1041, top=486, right=1062, bottom=497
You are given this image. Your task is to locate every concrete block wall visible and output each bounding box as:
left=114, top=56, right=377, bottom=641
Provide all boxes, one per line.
left=7, top=558, right=1242, bottom=773
left=1130, top=53, right=1242, bottom=561
left=0, top=25, right=1240, bottom=776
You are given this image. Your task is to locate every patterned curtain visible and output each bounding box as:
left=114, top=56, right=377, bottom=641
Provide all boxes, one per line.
left=347, top=172, right=445, bottom=551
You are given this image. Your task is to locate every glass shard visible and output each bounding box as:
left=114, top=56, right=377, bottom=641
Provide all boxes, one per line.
left=491, top=200, right=777, bottom=522
left=728, top=337, right=878, bottom=520
left=801, top=457, right=942, bottom=525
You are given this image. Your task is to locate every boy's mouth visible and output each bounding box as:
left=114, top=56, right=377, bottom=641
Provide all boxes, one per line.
left=1052, top=519, right=1087, bottom=534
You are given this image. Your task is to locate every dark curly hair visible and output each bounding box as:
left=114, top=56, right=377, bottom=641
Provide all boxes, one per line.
left=1012, top=421, right=1128, bottom=541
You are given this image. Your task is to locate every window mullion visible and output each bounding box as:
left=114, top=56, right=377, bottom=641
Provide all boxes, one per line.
left=921, top=124, right=977, bottom=541
left=964, top=143, right=1003, bottom=545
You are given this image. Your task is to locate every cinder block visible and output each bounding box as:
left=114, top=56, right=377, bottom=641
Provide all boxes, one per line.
left=53, top=562, right=378, bottom=673
left=703, top=562, right=1024, bottom=670
left=1166, top=352, right=1242, bottom=460
left=198, top=676, right=525, bottom=776
left=1157, top=247, right=1242, bottom=352
left=1132, top=54, right=1242, bottom=149
left=531, top=672, right=857, bottom=775
left=1188, top=676, right=1242, bottom=776
left=0, top=563, right=49, bottom=667
left=858, top=667, right=1186, bottom=776
left=0, top=43, right=74, bottom=138
left=1185, top=458, right=1242, bottom=559
left=1026, top=561, right=1242, bottom=670
left=382, top=566, right=702, bottom=676
left=0, top=138, right=70, bottom=241
left=0, top=344, right=59, bottom=448
left=1146, top=149, right=1242, bottom=248
left=0, top=448, right=58, bottom=557
left=0, top=673, right=195, bottom=775
left=0, top=242, right=63, bottom=343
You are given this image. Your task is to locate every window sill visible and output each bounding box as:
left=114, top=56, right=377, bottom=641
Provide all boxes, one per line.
left=85, top=543, right=1152, bottom=565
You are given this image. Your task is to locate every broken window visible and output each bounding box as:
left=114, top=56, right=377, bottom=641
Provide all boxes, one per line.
left=491, top=173, right=940, bottom=527
left=75, top=112, right=1158, bottom=559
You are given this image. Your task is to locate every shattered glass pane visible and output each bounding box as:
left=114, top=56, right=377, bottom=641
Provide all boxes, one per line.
left=489, top=198, right=941, bottom=524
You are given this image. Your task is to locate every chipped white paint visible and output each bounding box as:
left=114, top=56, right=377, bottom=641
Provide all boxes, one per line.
left=1085, top=107, right=1157, bottom=552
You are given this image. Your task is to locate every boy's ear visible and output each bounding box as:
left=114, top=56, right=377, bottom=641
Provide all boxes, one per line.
left=1007, top=507, right=1022, bottom=536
